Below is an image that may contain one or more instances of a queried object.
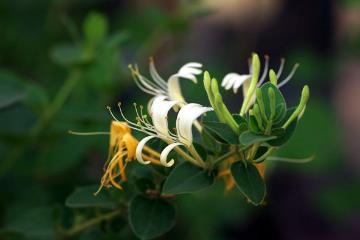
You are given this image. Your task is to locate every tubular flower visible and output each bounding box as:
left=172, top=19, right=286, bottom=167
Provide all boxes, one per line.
left=129, top=59, right=202, bottom=103
left=108, top=95, right=212, bottom=168
left=96, top=121, right=161, bottom=194
left=221, top=56, right=299, bottom=95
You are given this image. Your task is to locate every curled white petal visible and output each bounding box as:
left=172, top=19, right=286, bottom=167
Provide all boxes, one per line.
left=150, top=96, right=178, bottom=138
left=221, top=73, right=251, bottom=93
left=176, top=103, right=213, bottom=146
left=167, top=62, right=202, bottom=102
left=149, top=60, right=167, bottom=90
left=160, top=142, right=183, bottom=167
left=136, top=136, right=156, bottom=164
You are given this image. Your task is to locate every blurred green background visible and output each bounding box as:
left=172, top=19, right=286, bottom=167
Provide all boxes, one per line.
left=0, top=0, right=359, bottom=239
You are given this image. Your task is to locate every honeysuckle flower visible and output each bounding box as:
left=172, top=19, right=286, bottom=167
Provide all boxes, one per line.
left=176, top=103, right=213, bottom=147
left=129, top=59, right=202, bottom=103
left=96, top=121, right=161, bottom=194
left=221, top=56, right=299, bottom=94
left=108, top=96, right=211, bottom=168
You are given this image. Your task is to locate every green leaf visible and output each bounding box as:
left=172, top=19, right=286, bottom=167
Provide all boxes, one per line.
left=129, top=196, right=175, bottom=240
left=162, top=162, right=214, bottom=195
left=201, top=129, right=222, bottom=153
left=232, top=114, right=248, bottom=132
left=231, top=161, right=266, bottom=205
left=0, top=70, right=26, bottom=109
left=65, top=185, right=116, bottom=209
left=202, top=121, right=239, bottom=144
left=258, top=83, right=286, bottom=122
left=248, top=115, right=261, bottom=134
left=83, top=12, right=108, bottom=48
left=4, top=206, right=55, bottom=240
left=23, top=84, right=49, bottom=112
left=239, top=131, right=276, bottom=146
left=50, top=44, right=88, bottom=66
left=135, top=178, right=156, bottom=194
left=37, top=136, right=91, bottom=176
left=268, top=120, right=297, bottom=146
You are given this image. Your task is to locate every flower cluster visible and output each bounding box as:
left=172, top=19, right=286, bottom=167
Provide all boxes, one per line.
left=74, top=53, right=311, bottom=205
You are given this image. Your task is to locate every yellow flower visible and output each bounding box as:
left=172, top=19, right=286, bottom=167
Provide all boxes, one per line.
left=96, top=121, right=161, bottom=194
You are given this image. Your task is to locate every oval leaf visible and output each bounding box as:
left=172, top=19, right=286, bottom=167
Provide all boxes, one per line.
left=239, top=131, right=276, bottom=146
left=65, top=185, right=116, bottom=209
left=203, top=121, right=239, bottom=144
left=162, top=162, right=214, bottom=195
left=129, top=196, right=175, bottom=240
left=230, top=161, right=266, bottom=205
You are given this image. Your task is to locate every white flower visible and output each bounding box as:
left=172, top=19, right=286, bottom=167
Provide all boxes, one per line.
left=176, top=103, right=213, bottom=147
left=130, top=60, right=202, bottom=103
left=221, top=56, right=299, bottom=94
left=150, top=95, right=179, bottom=138
left=109, top=95, right=211, bottom=167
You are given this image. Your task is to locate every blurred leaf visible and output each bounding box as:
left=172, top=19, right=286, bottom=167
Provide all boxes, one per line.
left=231, top=161, right=266, bottom=205
left=23, top=83, right=49, bottom=113
left=0, top=70, right=26, bottom=109
left=65, top=185, right=117, bottom=209
left=37, top=136, right=92, bottom=175
left=129, top=195, right=175, bottom=240
left=83, top=12, right=108, bottom=49
left=162, top=162, right=214, bottom=195
left=0, top=104, right=35, bottom=136
left=239, top=131, right=276, bottom=146
left=50, top=44, right=88, bottom=66
left=4, top=206, right=55, bottom=240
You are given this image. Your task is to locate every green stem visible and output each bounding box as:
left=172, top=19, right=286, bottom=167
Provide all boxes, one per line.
left=30, top=69, right=81, bottom=138
left=62, top=209, right=122, bottom=236
left=189, top=145, right=207, bottom=168
left=253, top=148, right=275, bottom=163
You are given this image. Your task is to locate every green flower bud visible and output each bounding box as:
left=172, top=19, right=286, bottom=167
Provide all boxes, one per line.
left=283, top=85, right=310, bottom=128
left=240, top=53, right=260, bottom=116
left=269, top=69, right=278, bottom=86
left=255, top=88, right=267, bottom=121
left=253, top=103, right=265, bottom=131
left=268, top=87, right=276, bottom=120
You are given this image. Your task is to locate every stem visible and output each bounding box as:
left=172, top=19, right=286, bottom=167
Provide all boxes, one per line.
left=30, top=69, right=81, bottom=138
left=62, top=209, right=122, bottom=236
left=189, top=145, right=206, bottom=168
left=253, top=148, right=275, bottom=163
left=175, top=145, right=203, bottom=168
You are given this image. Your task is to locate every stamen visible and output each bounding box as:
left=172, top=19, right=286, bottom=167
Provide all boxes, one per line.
left=258, top=55, right=269, bottom=86
left=149, top=57, right=168, bottom=90
left=107, top=106, right=120, bottom=121
left=278, top=63, right=300, bottom=88
left=132, top=72, right=159, bottom=95
left=276, top=58, right=285, bottom=78
left=117, top=103, right=158, bottom=136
